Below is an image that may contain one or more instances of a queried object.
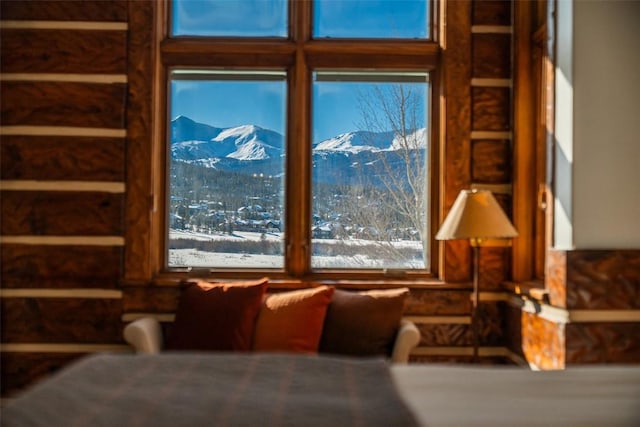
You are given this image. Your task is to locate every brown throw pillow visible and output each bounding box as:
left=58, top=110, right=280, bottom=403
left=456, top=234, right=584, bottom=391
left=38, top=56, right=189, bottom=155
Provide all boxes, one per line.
left=165, top=278, right=269, bottom=352
left=319, top=287, right=409, bottom=357
left=252, top=286, right=335, bottom=353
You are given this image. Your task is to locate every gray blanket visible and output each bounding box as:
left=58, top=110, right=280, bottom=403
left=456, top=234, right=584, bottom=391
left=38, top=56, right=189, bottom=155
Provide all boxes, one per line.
left=2, top=353, right=418, bottom=427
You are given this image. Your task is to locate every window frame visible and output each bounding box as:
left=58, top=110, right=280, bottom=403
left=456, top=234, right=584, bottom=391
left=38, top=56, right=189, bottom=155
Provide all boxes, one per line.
left=125, top=0, right=449, bottom=286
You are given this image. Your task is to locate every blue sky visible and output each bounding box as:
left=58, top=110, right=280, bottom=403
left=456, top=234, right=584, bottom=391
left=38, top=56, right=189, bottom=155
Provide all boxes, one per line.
left=173, top=0, right=428, bottom=39
left=171, top=77, right=428, bottom=143
left=171, top=0, right=428, bottom=142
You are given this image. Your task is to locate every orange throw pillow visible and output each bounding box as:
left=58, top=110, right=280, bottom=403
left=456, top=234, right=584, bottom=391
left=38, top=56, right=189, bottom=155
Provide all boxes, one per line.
left=165, top=278, right=269, bottom=352
left=252, top=286, right=335, bottom=353
left=319, top=288, right=409, bottom=357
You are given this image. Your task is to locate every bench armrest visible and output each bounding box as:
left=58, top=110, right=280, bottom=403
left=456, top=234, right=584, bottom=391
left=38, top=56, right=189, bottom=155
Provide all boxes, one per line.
left=123, top=317, right=163, bottom=354
left=390, top=319, right=420, bottom=364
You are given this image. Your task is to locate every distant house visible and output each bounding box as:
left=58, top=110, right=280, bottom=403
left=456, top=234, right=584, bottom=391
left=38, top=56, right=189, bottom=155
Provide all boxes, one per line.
left=169, top=213, right=185, bottom=229
left=312, top=225, right=334, bottom=239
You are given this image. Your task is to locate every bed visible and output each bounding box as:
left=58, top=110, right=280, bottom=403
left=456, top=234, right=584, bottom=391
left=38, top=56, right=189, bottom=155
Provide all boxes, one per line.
left=3, top=352, right=640, bottom=426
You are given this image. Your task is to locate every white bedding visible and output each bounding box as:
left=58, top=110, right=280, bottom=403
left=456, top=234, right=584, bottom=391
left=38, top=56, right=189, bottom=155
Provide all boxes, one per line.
left=392, top=364, right=640, bottom=427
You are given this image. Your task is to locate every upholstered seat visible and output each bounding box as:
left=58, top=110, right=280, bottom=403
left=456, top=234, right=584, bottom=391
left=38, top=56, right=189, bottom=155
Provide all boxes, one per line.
left=124, top=316, right=420, bottom=363
left=124, top=282, right=420, bottom=363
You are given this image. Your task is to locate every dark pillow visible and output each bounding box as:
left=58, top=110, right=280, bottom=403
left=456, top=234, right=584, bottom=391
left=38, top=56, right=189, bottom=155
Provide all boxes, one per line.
left=319, top=287, right=409, bottom=357
left=165, top=278, right=269, bottom=351
left=252, top=286, right=335, bottom=353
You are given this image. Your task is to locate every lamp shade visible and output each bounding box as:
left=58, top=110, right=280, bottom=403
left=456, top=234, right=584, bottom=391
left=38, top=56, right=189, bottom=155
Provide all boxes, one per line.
left=435, top=189, right=518, bottom=241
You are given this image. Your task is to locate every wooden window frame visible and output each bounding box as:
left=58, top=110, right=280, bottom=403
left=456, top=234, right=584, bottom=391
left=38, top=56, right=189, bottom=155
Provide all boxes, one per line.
left=124, top=0, right=478, bottom=288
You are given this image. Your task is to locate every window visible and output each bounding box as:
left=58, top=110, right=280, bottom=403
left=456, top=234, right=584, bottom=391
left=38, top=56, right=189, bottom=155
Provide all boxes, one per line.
left=312, top=72, right=430, bottom=269
left=159, top=0, right=439, bottom=279
left=168, top=70, right=287, bottom=268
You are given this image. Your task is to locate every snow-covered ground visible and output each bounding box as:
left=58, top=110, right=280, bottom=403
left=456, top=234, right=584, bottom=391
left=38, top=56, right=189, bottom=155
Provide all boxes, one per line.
left=169, top=229, right=425, bottom=269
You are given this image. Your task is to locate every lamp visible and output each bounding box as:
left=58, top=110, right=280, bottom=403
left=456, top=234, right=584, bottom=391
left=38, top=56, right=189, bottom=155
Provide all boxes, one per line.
left=435, top=189, right=518, bottom=361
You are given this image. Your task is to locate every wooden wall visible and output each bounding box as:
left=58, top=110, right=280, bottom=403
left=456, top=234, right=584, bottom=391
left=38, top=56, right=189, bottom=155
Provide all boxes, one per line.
left=0, top=0, right=518, bottom=396
left=1, top=0, right=130, bottom=395
left=505, top=250, right=640, bottom=369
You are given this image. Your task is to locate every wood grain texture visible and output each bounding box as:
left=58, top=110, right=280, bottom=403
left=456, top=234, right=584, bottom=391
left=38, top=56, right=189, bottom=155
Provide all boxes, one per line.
left=1, top=244, right=122, bottom=289
left=0, top=0, right=127, bottom=21
left=122, top=287, right=181, bottom=313
left=547, top=249, right=567, bottom=307
left=472, top=34, right=512, bottom=78
left=124, top=0, right=155, bottom=284
left=416, top=302, right=502, bottom=346
left=521, top=310, right=565, bottom=369
left=472, top=0, right=512, bottom=26
left=417, top=323, right=471, bottom=346
left=1, top=135, right=125, bottom=181
left=1, top=81, right=126, bottom=128
left=405, top=289, right=471, bottom=315
left=472, top=139, right=511, bottom=182
left=472, top=86, right=511, bottom=130
left=478, top=247, right=510, bottom=291
left=565, top=250, right=640, bottom=310
left=1, top=352, right=83, bottom=398
left=566, top=322, right=640, bottom=364
left=478, top=302, right=504, bottom=345
left=1, top=29, right=127, bottom=74
left=1, top=298, right=123, bottom=343
left=442, top=0, right=472, bottom=282
left=1, top=191, right=123, bottom=236
left=547, top=249, right=640, bottom=309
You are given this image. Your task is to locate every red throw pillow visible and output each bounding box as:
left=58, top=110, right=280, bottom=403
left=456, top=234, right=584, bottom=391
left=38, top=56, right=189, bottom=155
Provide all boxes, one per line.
left=319, top=288, right=409, bottom=357
left=252, top=286, right=335, bottom=353
left=165, top=278, right=269, bottom=351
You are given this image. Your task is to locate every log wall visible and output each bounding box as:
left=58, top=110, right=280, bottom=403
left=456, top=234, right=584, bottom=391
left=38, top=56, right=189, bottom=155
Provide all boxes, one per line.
left=0, top=0, right=129, bottom=395
left=0, top=0, right=519, bottom=396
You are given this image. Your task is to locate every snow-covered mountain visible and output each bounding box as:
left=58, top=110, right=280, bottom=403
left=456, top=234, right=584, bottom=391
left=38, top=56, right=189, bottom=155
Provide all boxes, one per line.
left=170, top=116, right=426, bottom=185
left=171, top=116, right=284, bottom=162
left=313, top=130, right=395, bottom=153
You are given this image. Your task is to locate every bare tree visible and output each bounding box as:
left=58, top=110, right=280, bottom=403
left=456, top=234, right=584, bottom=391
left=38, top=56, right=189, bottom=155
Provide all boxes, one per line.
left=355, top=83, right=428, bottom=264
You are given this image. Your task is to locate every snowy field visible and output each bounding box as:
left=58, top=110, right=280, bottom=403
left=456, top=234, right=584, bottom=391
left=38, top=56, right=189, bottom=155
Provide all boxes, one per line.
left=168, top=229, right=425, bottom=269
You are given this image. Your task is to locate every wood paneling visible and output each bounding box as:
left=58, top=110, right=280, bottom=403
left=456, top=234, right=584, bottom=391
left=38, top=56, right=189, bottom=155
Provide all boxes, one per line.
left=547, top=249, right=640, bottom=309
left=418, top=323, right=471, bottom=346
left=124, top=0, right=156, bottom=284
left=472, top=139, right=511, bottom=182
left=1, top=298, right=123, bottom=343
left=565, top=250, right=640, bottom=310
left=1, top=245, right=122, bottom=289
left=1, top=29, right=127, bottom=74
left=405, top=289, right=471, bottom=315
left=547, top=249, right=567, bottom=307
left=472, top=34, right=512, bottom=78
left=416, top=302, right=502, bottom=347
left=479, top=247, right=510, bottom=290
left=0, top=0, right=525, bottom=397
left=122, top=287, right=181, bottom=313
left=0, top=0, right=127, bottom=21
left=566, top=323, right=640, bottom=364
left=1, top=136, right=125, bottom=181
left=442, top=0, right=472, bottom=282
left=1, top=191, right=123, bottom=236
left=472, top=87, right=511, bottom=130
left=1, top=81, right=126, bottom=128
left=472, top=0, right=512, bottom=26
left=521, top=311, right=565, bottom=369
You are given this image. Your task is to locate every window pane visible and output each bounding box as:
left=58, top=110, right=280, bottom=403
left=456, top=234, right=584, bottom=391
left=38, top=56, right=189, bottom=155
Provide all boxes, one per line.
left=312, top=72, right=429, bottom=270
left=168, top=70, right=287, bottom=269
left=314, top=0, right=428, bottom=39
left=172, top=0, right=287, bottom=37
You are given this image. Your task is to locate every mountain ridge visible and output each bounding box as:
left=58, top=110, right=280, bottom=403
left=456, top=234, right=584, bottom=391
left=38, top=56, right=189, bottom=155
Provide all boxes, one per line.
left=170, top=116, right=426, bottom=185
